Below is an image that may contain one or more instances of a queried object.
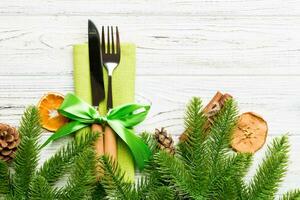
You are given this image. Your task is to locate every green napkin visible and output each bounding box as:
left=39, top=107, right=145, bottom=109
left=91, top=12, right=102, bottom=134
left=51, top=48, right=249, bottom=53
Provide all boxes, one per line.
left=73, top=43, right=136, bottom=181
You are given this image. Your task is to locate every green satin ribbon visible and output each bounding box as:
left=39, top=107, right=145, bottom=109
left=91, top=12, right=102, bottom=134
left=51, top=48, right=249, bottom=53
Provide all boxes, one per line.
left=41, top=93, right=151, bottom=170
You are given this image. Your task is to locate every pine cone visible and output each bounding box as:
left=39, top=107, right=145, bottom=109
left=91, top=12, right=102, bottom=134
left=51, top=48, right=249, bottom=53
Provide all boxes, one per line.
left=0, top=123, right=20, bottom=162
left=154, top=128, right=175, bottom=155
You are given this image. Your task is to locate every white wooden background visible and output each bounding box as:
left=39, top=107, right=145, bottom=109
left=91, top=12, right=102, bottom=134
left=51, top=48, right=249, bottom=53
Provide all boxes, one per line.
left=0, top=0, right=300, bottom=196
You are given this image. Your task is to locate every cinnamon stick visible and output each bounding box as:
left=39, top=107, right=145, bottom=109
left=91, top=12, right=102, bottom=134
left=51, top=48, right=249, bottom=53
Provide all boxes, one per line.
left=204, top=92, right=232, bottom=125
left=92, top=124, right=105, bottom=179
left=92, top=124, right=104, bottom=157
left=104, top=126, right=117, bottom=161
left=179, top=91, right=232, bottom=142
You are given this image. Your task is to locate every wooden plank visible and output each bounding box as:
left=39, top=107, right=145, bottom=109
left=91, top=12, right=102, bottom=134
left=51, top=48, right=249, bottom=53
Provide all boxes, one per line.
left=1, top=75, right=299, bottom=137
left=0, top=16, right=300, bottom=75
left=0, top=0, right=300, bottom=16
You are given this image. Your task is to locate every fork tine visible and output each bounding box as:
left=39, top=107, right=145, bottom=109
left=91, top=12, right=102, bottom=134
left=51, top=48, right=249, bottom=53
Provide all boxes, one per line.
left=107, top=26, right=110, bottom=54
left=116, top=26, right=120, bottom=54
left=101, top=26, right=105, bottom=53
left=111, top=26, right=115, bottom=54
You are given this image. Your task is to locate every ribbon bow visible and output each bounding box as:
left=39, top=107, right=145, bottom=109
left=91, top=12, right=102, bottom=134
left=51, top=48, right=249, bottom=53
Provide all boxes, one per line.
left=42, top=93, right=152, bottom=170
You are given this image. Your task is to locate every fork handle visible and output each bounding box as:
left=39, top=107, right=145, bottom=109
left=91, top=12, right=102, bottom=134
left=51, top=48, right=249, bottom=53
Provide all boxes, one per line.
left=107, top=75, right=113, bottom=110
left=105, top=75, right=117, bottom=161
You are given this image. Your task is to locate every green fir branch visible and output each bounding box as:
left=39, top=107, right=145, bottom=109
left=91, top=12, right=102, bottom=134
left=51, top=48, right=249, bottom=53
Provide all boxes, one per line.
left=206, top=153, right=252, bottom=200
left=135, top=175, right=176, bottom=200
left=91, top=182, right=107, bottom=200
left=205, top=99, right=238, bottom=168
left=100, top=155, right=174, bottom=200
left=280, top=189, right=300, bottom=200
left=146, top=186, right=175, bottom=200
left=11, top=106, right=42, bottom=199
left=247, top=135, right=290, bottom=200
left=37, top=131, right=99, bottom=185
left=140, top=132, right=159, bottom=154
left=100, top=156, right=133, bottom=200
left=29, top=175, right=56, bottom=200
left=140, top=132, right=171, bottom=192
left=178, top=97, right=209, bottom=191
left=178, top=97, right=206, bottom=165
left=200, top=99, right=237, bottom=193
left=0, top=160, right=10, bottom=195
left=57, top=148, right=96, bottom=200
left=154, top=151, right=201, bottom=199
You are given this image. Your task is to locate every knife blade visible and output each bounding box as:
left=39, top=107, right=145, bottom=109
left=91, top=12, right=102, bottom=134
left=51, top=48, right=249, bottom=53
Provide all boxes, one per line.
left=88, top=20, right=105, bottom=162
left=88, top=19, right=105, bottom=106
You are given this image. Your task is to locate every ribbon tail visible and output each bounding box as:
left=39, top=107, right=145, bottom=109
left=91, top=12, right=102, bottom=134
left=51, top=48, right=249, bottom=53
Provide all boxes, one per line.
left=108, top=120, right=152, bottom=170
left=41, top=121, right=89, bottom=148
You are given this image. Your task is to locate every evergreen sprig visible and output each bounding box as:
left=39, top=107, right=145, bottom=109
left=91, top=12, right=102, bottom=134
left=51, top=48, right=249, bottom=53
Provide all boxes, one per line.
left=57, top=148, right=96, bottom=199
left=11, top=106, right=42, bottom=198
left=0, top=106, right=101, bottom=200
left=37, top=129, right=98, bottom=185
left=178, top=97, right=206, bottom=167
left=0, top=160, right=10, bottom=195
left=29, top=175, right=57, bottom=200
left=247, top=135, right=290, bottom=200
left=280, top=190, right=300, bottom=200
left=101, top=156, right=133, bottom=199
left=100, top=155, right=175, bottom=200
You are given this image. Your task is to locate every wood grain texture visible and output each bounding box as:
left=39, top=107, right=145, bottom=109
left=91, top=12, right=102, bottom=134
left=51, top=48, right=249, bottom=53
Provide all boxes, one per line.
left=0, top=16, right=300, bottom=75
left=0, top=0, right=300, bottom=196
left=0, top=0, right=300, bottom=16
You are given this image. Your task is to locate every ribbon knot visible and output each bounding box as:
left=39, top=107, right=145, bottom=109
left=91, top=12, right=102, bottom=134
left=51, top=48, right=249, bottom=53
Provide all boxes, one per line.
left=41, top=93, right=152, bottom=170
left=95, top=116, right=106, bottom=124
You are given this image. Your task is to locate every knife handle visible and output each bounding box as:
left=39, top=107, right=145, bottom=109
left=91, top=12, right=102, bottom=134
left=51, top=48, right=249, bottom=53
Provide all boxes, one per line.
left=104, top=125, right=117, bottom=161
left=92, top=124, right=104, bottom=157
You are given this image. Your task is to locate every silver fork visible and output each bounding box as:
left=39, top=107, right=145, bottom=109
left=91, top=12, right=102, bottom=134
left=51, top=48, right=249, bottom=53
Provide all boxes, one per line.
left=101, top=26, right=120, bottom=110
left=101, top=26, right=120, bottom=161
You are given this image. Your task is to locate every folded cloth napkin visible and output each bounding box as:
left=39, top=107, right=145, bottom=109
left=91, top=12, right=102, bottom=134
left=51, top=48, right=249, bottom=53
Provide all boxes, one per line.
left=73, top=43, right=136, bottom=181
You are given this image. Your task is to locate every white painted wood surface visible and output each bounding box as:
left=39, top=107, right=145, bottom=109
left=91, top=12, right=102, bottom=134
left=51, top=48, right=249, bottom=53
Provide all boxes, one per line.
left=0, top=0, right=300, bottom=196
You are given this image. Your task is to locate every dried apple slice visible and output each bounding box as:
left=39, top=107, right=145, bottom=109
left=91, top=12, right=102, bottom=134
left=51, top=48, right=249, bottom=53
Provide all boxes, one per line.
left=231, top=112, right=268, bottom=153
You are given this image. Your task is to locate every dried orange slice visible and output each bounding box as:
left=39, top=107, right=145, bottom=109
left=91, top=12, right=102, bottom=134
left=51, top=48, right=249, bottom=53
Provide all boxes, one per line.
left=37, top=92, right=69, bottom=132
left=231, top=112, right=268, bottom=153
